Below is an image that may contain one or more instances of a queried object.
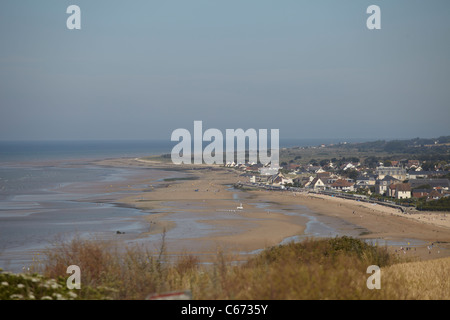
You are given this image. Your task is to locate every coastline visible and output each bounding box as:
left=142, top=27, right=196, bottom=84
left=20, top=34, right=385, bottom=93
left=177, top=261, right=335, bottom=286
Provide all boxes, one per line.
left=93, top=157, right=450, bottom=262
left=99, top=158, right=308, bottom=259
left=2, top=155, right=450, bottom=272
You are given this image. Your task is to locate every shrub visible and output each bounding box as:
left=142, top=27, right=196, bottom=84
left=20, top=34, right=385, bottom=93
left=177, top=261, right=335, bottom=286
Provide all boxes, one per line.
left=4, top=236, right=445, bottom=300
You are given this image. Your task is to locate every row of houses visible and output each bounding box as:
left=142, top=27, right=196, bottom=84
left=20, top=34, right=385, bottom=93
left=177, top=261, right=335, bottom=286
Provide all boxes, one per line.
left=304, top=167, right=449, bottom=199
left=383, top=180, right=449, bottom=200
left=244, top=165, right=449, bottom=200
left=304, top=174, right=356, bottom=192
left=230, top=158, right=448, bottom=176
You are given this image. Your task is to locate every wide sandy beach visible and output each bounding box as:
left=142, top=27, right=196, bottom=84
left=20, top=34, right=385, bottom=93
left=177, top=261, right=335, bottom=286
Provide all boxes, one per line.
left=95, top=158, right=308, bottom=260
left=90, top=157, right=450, bottom=262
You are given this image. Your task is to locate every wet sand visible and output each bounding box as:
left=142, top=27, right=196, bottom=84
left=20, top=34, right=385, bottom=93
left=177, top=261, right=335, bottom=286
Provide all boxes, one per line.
left=106, top=159, right=308, bottom=259
left=94, top=158, right=450, bottom=262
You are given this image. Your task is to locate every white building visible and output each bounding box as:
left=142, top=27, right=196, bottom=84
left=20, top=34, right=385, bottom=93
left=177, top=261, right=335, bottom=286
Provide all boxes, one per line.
left=260, top=167, right=279, bottom=176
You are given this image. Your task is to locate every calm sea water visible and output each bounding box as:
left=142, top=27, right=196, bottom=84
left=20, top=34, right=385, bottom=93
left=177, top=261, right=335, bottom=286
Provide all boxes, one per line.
left=0, top=140, right=172, bottom=163
left=0, top=138, right=369, bottom=163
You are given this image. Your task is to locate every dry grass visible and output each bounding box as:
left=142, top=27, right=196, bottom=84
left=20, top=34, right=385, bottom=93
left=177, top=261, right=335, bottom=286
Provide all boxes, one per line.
left=382, top=257, right=450, bottom=299
left=34, top=235, right=449, bottom=300
left=193, top=237, right=396, bottom=300
left=42, top=234, right=202, bottom=299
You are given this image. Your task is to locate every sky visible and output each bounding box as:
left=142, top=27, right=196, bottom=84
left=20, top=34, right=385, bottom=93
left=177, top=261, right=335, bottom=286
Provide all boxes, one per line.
left=0, top=0, right=449, bottom=141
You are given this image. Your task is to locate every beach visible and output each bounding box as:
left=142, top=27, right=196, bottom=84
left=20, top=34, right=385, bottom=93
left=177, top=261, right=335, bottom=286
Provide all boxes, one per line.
left=96, top=158, right=309, bottom=259
left=2, top=156, right=449, bottom=272
left=94, top=158, right=450, bottom=262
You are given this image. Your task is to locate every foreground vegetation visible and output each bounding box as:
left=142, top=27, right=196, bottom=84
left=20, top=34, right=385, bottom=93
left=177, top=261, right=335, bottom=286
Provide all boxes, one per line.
left=416, top=196, right=450, bottom=211
left=1, top=236, right=449, bottom=300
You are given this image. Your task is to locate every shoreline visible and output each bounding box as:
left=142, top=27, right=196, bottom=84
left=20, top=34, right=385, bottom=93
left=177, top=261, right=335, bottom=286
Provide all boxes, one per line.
left=2, top=156, right=450, bottom=272
left=109, top=159, right=308, bottom=258
left=93, top=157, right=450, bottom=262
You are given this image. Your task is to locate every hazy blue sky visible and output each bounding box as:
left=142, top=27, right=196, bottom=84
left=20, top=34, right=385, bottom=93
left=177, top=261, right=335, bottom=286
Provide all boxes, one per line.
left=0, top=0, right=449, bottom=141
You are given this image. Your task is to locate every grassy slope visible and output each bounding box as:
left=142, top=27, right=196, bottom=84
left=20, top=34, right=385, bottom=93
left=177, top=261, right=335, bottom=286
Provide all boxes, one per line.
left=2, top=236, right=448, bottom=300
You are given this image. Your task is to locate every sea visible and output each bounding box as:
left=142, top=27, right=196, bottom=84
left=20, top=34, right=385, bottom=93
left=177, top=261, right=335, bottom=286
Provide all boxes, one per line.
left=0, top=138, right=367, bottom=163
left=0, top=138, right=369, bottom=272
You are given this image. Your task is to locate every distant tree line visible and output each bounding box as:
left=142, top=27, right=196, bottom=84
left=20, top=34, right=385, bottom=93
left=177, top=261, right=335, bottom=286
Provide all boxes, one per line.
left=349, top=136, right=450, bottom=153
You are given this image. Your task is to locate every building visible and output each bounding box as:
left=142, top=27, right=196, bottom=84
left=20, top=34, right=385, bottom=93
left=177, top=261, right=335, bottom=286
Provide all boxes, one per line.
left=376, top=175, right=399, bottom=195
left=308, top=177, right=327, bottom=191
left=375, top=166, right=407, bottom=181
left=408, top=171, right=449, bottom=179
left=388, top=183, right=412, bottom=199
left=341, top=162, right=358, bottom=171
left=407, top=160, right=420, bottom=169
left=330, top=179, right=355, bottom=192
left=409, top=179, right=450, bottom=191
left=412, top=189, right=430, bottom=198
left=306, top=165, right=322, bottom=173
left=260, top=167, right=279, bottom=176
left=355, top=175, right=376, bottom=189
left=428, top=190, right=444, bottom=200
left=396, top=183, right=411, bottom=199
left=408, top=171, right=434, bottom=179
left=268, top=173, right=292, bottom=186
left=316, top=172, right=331, bottom=184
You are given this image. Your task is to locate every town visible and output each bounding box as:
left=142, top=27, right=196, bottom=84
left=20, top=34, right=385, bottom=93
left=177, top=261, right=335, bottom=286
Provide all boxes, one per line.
left=230, top=137, right=450, bottom=212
